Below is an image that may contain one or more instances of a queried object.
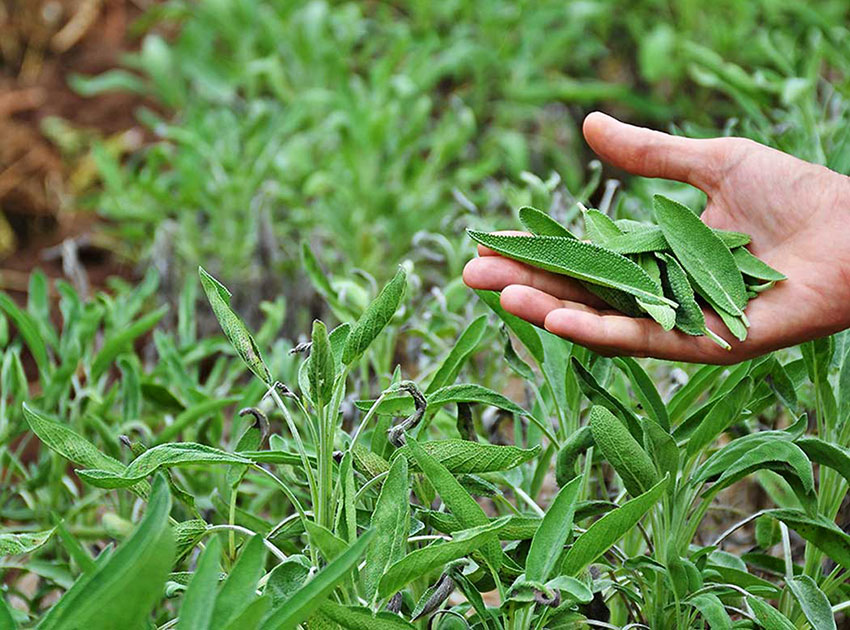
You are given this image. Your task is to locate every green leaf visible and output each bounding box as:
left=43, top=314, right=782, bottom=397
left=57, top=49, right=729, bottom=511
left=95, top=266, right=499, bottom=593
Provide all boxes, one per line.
left=199, top=266, right=271, bottom=384
left=91, top=305, right=168, bottom=379
left=786, top=575, right=835, bottom=630
left=685, top=593, right=732, bottom=630
left=0, top=595, right=15, bottom=630
left=527, top=477, right=582, bottom=582
left=667, top=364, right=725, bottom=423
left=305, top=521, right=348, bottom=562
left=583, top=208, right=622, bottom=243
left=562, top=476, right=668, bottom=575
left=263, top=557, right=310, bottom=606
left=37, top=474, right=175, bottom=630
left=362, top=456, right=410, bottom=601
left=309, top=320, right=335, bottom=406
left=613, top=357, right=669, bottom=430
left=212, top=535, right=267, bottom=627
left=591, top=405, right=658, bottom=497
left=0, top=528, right=55, bottom=555
left=77, top=443, right=253, bottom=488
left=259, top=530, right=374, bottom=630
left=395, top=439, right=539, bottom=474
left=342, top=267, right=406, bottom=365
left=748, top=596, right=796, bottom=630
left=377, top=518, right=509, bottom=598
left=653, top=195, right=747, bottom=315
left=406, top=436, right=502, bottom=570
left=518, top=206, right=576, bottom=238
left=154, top=396, right=241, bottom=445
left=641, top=418, right=679, bottom=480
left=686, top=377, right=752, bottom=457
left=467, top=231, right=674, bottom=307
left=223, top=597, right=271, bottom=630
left=23, top=403, right=149, bottom=497
left=0, top=292, right=49, bottom=375
left=572, top=358, right=642, bottom=440
left=545, top=575, right=593, bottom=604
left=316, top=602, right=415, bottom=629
left=796, top=437, right=850, bottom=486
left=174, top=519, right=208, bottom=561
left=426, top=315, right=487, bottom=394
left=732, top=247, right=786, bottom=282
left=177, top=535, right=222, bottom=630
left=475, top=289, right=544, bottom=363
left=767, top=509, right=850, bottom=571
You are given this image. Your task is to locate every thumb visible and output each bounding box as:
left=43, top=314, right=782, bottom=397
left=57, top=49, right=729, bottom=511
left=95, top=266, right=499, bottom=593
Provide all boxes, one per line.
left=583, top=112, right=725, bottom=191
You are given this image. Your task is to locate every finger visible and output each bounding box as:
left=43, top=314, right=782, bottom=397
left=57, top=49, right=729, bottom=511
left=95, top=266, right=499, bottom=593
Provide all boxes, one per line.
left=542, top=306, right=743, bottom=364
left=583, top=112, right=726, bottom=191
left=463, top=257, right=609, bottom=308
left=499, top=286, right=598, bottom=327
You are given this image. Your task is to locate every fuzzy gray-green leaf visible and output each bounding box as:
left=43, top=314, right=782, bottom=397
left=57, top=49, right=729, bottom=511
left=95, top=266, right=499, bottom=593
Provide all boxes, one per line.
left=466, top=231, right=675, bottom=307
left=653, top=195, right=747, bottom=315
left=519, top=206, right=576, bottom=238
left=732, top=247, right=786, bottom=282
left=342, top=266, right=406, bottom=365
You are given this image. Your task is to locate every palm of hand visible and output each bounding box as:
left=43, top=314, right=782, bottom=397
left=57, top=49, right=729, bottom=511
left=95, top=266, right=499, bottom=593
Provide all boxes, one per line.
left=463, top=113, right=850, bottom=363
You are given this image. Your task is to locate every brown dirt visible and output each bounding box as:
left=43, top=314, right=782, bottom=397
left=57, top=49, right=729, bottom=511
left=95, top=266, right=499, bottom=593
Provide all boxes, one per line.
left=0, top=0, right=159, bottom=296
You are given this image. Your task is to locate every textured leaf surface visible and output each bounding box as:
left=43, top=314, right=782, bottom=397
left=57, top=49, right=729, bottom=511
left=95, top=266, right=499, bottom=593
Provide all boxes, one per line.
left=342, top=267, right=406, bottom=364
left=395, top=439, right=539, bottom=474
left=562, top=476, right=668, bottom=575
left=767, top=509, right=850, bottom=571
left=527, top=477, right=581, bottom=582
left=787, top=575, right=836, bottom=630
left=467, top=231, right=674, bottom=306
left=518, top=206, right=576, bottom=238
left=199, top=267, right=271, bottom=383
left=177, top=535, right=221, bottom=630
left=590, top=405, right=658, bottom=496
left=654, top=195, right=747, bottom=315
left=317, top=602, right=416, bottom=629
left=733, top=247, right=786, bottom=281
left=212, top=535, right=266, bottom=627
left=0, top=529, right=55, bottom=556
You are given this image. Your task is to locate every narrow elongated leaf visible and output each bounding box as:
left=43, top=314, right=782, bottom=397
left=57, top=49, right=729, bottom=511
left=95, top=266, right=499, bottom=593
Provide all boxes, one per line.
left=395, top=440, right=539, bottom=474
left=259, top=530, right=374, bottom=630
left=766, top=509, right=850, bottom=571
left=562, top=476, right=668, bottom=575
left=527, top=477, right=582, bottom=582
left=583, top=208, right=622, bottom=243
left=377, top=518, right=509, bottom=598
left=428, top=383, right=527, bottom=417
left=748, top=596, right=796, bottom=630
left=0, top=595, right=15, bottom=630
left=787, top=575, right=835, bottom=630
left=317, top=602, right=415, bottom=629
left=309, top=320, right=335, bottom=406
left=212, top=535, right=266, bottom=627
left=0, top=293, right=49, bottom=374
left=693, top=430, right=793, bottom=484
left=467, top=231, right=674, bottom=307
left=642, top=418, right=679, bottom=480
left=796, top=438, right=850, bottom=486
left=199, top=267, right=271, bottom=384
left=362, top=456, right=410, bottom=601
left=305, top=521, right=348, bottom=562
left=342, top=267, right=406, bottom=365
left=572, top=358, right=642, bottom=440
left=475, top=289, right=544, bottom=363
left=155, top=396, right=241, bottom=445
left=653, top=195, right=747, bottom=315
left=426, top=315, right=487, bottom=394
left=614, top=357, right=669, bottom=430
left=519, top=206, right=576, bottom=238
left=23, top=403, right=149, bottom=497
left=177, top=535, right=221, bottom=630
left=686, top=593, right=732, bottom=630
left=667, top=364, right=725, bottom=423
left=0, top=529, right=55, bottom=555
left=91, top=306, right=168, bottom=379
left=707, top=441, right=814, bottom=503
left=732, top=247, right=786, bottom=281
left=77, top=443, right=253, bottom=488
left=686, top=377, right=752, bottom=457
left=37, top=475, right=174, bottom=630
left=223, top=596, right=271, bottom=630
left=591, top=405, right=658, bottom=496
left=406, top=436, right=502, bottom=570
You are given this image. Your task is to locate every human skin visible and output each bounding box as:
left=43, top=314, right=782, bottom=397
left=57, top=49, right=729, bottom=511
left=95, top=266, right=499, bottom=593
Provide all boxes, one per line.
left=463, top=112, right=850, bottom=364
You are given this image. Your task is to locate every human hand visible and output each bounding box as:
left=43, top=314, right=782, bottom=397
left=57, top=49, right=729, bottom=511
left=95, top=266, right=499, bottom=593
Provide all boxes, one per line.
left=463, top=112, right=850, bottom=363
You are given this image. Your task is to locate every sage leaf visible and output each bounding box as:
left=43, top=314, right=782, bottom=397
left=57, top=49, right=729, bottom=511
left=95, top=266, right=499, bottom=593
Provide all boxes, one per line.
left=582, top=208, right=622, bottom=243
left=518, top=206, right=576, bottom=238
left=0, top=293, right=49, bottom=375
left=316, top=601, right=416, bottom=629
left=259, top=529, right=374, bottom=630
left=36, top=475, right=174, bottom=630
left=199, top=267, right=271, bottom=384
left=406, top=436, right=502, bottom=570
left=526, top=477, right=582, bottom=583
left=466, top=231, right=675, bottom=307
left=426, top=315, right=487, bottom=394
left=177, top=535, right=221, bottom=630
left=748, top=596, right=796, bottom=630
left=766, top=509, right=850, bottom=571
left=77, top=443, right=253, bottom=488
left=562, top=476, right=668, bottom=576
left=732, top=247, right=786, bottom=282
left=572, top=358, right=642, bottom=440
left=0, top=529, right=55, bottom=556
left=377, top=518, right=509, bottom=599
left=342, top=266, right=406, bottom=365
left=362, top=456, right=410, bottom=601
left=686, top=377, right=752, bottom=457
left=786, top=575, right=836, bottom=630
left=653, top=195, right=747, bottom=316
left=395, top=439, right=539, bottom=474
left=590, top=405, right=658, bottom=497
left=309, top=319, right=335, bottom=407
left=795, top=437, right=850, bottom=486
left=614, top=357, right=670, bottom=430
left=212, top=535, right=267, bottom=627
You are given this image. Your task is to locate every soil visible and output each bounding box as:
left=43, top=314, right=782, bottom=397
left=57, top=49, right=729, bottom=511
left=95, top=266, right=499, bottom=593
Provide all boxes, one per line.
left=0, top=0, right=159, bottom=297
